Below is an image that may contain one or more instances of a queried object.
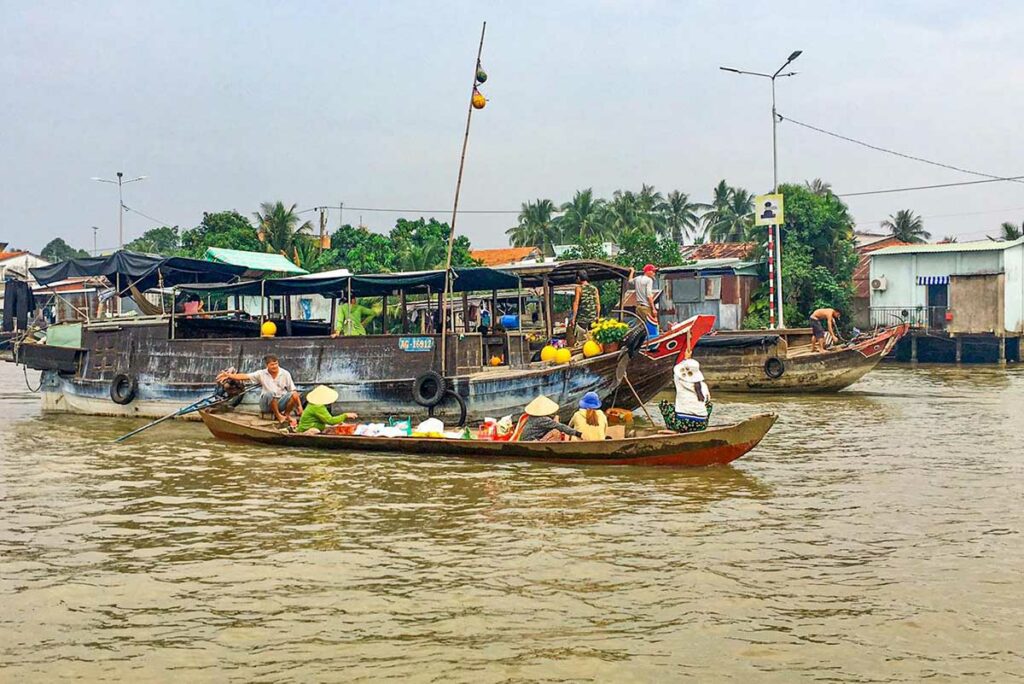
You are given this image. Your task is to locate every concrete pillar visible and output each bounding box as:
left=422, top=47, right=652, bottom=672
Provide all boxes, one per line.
left=998, top=336, right=1006, bottom=365
left=910, top=334, right=918, bottom=363
left=955, top=336, right=962, bottom=363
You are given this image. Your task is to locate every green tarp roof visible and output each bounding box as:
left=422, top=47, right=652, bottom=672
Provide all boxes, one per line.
left=205, top=247, right=309, bottom=275
left=179, top=267, right=520, bottom=298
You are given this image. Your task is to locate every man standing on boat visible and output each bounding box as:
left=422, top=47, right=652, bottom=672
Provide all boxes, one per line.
left=218, top=355, right=302, bottom=424
left=629, top=264, right=659, bottom=337
left=809, top=307, right=841, bottom=352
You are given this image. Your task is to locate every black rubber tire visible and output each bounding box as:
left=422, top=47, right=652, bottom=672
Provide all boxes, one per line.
left=426, top=389, right=468, bottom=428
left=623, top=324, right=648, bottom=358
left=764, top=357, right=785, bottom=379
left=412, top=370, right=447, bottom=407
left=110, top=373, right=137, bottom=405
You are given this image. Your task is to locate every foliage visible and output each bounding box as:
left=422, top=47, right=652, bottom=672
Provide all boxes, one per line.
left=253, top=201, right=314, bottom=263
left=558, top=189, right=606, bottom=243
left=327, top=224, right=397, bottom=274
left=659, top=190, right=708, bottom=244
left=744, top=183, right=858, bottom=328
left=125, top=226, right=183, bottom=255
left=702, top=180, right=755, bottom=242
left=613, top=230, right=686, bottom=272
left=390, top=218, right=477, bottom=270
left=994, top=221, right=1022, bottom=241
left=741, top=286, right=801, bottom=330
left=507, top=199, right=560, bottom=256
left=179, top=211, right=263, bottom=258
left=40, top=238, right=89, bottom=262
left=589, top=317, right=629, bottom=344
left=881, top=209, right=930, bottom=243
left=804, top=178, right=833, bottom=196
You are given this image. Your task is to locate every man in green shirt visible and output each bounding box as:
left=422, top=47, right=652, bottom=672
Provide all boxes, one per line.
left=331, top=299, right=376, bottom=337
left=296, top=385, right=357, bottom=433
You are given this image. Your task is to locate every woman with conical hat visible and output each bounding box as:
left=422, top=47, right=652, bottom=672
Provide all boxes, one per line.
left=517, top=395, right=583, bottom=442
left=296, top=385, right=358, bottom=434
left=659, top=358, right=712, bottom=433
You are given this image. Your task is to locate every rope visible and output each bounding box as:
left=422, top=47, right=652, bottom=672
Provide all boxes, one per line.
left=23, top=366, right=41, bottom=393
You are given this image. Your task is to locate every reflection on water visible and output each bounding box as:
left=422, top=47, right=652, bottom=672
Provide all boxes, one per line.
left=1, top=363, right=1022, bottom=680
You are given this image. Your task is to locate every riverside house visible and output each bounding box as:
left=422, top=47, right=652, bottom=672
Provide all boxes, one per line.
left=868, top=237, right=1024, bottom=363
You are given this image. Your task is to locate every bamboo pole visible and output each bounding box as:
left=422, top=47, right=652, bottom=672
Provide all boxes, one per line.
left=440, top=21, right=487, bottom=378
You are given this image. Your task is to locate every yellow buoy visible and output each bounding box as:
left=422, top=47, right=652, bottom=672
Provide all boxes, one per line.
left=582, top=340, right=602, bottom=358
left=260, top=320, right=277, bottom=337
left=554, top=348, right=572, bottom=364
left=540, top=345, right=557, bottom=362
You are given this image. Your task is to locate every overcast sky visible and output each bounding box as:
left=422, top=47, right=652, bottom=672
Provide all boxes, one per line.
left=3, top=0, right=1023, bottom=253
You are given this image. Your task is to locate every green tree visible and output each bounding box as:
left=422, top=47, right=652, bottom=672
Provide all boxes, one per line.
left=881, top=209, right=930, bottom=243
left=745, top=182, right=858, bottom=328
left=328, top=224, right=396, bottom=274
left=389, top=218, right=476, bottom=268
left=253, top=201, right=314, bottom=262
left=635, top=184, right=666, bottom=237
left=40, top=238, right=89, bottom=262
left=702, top=180, right=754, bottom=242
left=179, top=211, right=263, bottom=257
left=659, top=190, right=708, bottom=245
left=994, top=221, right=1022, bottom=241
left=125, top=226, right=182, bottom=255
left=506, top=199, right=560, bottom=256
left=804, top=178, right=833, bottom=196
left=558, top=189, right=607, bottom=243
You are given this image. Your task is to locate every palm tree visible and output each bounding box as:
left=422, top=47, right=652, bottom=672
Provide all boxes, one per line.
left=558, top=189, right=607, bottom=243
left=658, top=190, right=709, bottom=245
left=940, top=235, right=959, bottom=244
left=702, top=181, right=755, bottom=242
left=253, top=201, right=314, bottom=263
left=397, top=240, right=444, bottom=272
left=506, top=199, right=560, bottom=256
left=881, top=209, right=930, bottom=243
left=804, top=178, right=832, bottom=196
left=636, top=184, right=666, bottom=236
left=995, top=221, right=1023, bottom=241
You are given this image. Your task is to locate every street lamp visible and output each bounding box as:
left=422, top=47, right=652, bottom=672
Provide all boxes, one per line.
left=91, top=226, right=100, bottom=256
left=720, top=50, right=802, bottom=328
left=91, top=171, right=147, bottom=249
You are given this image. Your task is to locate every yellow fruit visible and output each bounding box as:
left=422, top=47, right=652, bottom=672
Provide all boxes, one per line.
left=540, top=345, right=557, bottom=362
left=583, top=340, right=602, bottom=358
left=554, top=348, right=572, bottom=364
left=260, top=321, right=277, bottom=337
left=489, top=355, right=503, bottom=366
left=471, top=91, right=487, bottom=109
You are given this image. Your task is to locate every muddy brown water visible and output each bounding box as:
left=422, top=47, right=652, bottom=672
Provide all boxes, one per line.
left=1, top=362, right=1022, bottom=681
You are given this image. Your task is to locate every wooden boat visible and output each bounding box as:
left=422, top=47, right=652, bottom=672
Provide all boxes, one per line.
left=693, top=323, right=909, bottom=392
left=199, top=409, right=778, bottom=467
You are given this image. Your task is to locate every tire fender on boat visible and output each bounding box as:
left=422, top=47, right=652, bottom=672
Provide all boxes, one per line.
left=412, top=370, right=447, bottom=407
left=764, top=357, right=785, bottom=379
left=110, top=373, right=138, bottom=405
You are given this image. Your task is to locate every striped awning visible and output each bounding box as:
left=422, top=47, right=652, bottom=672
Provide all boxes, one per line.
left=917, top=275, right=949, bottom=285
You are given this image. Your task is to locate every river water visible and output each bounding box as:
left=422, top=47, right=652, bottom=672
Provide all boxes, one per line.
left=1, top=362, right=1022, bottom=681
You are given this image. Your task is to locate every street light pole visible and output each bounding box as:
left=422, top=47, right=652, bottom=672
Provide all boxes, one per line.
left=92, top=226, right=99, bottom=256
left=91, top=171, right=147, bottom=249
left=720, top=50, right=802, bottom=329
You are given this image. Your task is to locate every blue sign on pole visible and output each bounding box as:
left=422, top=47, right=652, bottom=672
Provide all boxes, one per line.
left=398, top=336, right=435, bottom=352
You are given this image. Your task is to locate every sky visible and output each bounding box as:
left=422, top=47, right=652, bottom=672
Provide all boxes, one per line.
left=3, top=0, right=1024, bottom=254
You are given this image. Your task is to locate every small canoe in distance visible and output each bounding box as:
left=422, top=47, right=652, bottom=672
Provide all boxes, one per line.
left=199, top=410, right=777, bottom=467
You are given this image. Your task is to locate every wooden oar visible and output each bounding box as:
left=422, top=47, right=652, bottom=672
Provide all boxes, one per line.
left=113, top=385, right=257, bottom=443
left=623, top=375, right=656, bottom=424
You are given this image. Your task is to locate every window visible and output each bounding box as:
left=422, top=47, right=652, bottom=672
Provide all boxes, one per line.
left=671, top=278, right=700, bottom=303
left=703, top=277, right=722, bottom=300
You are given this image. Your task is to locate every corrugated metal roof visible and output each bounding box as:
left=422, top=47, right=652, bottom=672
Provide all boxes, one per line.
left=205, top=247, right=308, bottom=274
left=681, top=242, right=756, bottom=260
left=872, top=237, right=1024, bottom=255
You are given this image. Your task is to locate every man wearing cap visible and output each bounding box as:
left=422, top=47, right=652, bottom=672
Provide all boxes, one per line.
left=296, top=385, right=357, bottom=434
left=518, top=395, right=582, bottom=442
left=629, top=264, right=658, bottom=330
left=218, top=355, right=302, bottom=424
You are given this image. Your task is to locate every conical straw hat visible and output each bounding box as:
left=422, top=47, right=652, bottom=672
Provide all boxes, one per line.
left=524, top=395, right=560, bottom=417
left=305, top=385, right=339, bottom=406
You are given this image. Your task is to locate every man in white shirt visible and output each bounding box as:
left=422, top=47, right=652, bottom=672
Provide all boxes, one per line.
left=218, top=355, right=302, bottom=423
left=629, top=263, right=658, bottom=332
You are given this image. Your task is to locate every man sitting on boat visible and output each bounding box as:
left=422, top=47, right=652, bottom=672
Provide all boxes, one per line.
left=217, top=355, right=302, bottom=424
left=296, top=385, right=357, bottom=434
left=809, top=307, right=841, bottom=353
left=517, top=395, right=582, bottom=442
left=659, top=359, right=712, bottom=433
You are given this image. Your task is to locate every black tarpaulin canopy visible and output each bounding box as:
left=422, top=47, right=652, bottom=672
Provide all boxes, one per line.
left=30, top=250, right=248, bottom=292
left=178, top=267, right=521, bottom=298
left=495, top=259, right=631, bottom=287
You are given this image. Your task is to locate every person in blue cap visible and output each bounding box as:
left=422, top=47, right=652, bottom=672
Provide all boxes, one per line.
left=568, top=391, right=609, bottom=440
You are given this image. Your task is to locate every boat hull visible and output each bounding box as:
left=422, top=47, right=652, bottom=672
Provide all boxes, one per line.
left=694, top=325, right=908, bottom=393
left=200, top=410, right=777, bottom=467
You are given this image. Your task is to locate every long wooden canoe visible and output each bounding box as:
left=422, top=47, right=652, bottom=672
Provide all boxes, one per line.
left=199, top=410, right=777, bottom=467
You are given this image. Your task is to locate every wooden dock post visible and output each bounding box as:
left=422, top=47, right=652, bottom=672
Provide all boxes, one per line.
left=955, top=335, right=962, bottom=363
left=998, top=335, right=1006, bottom=365
left=910, top=334, right=918, bottom=363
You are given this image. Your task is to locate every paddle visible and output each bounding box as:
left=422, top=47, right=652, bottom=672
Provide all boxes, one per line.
left=113, top=384, right=257, bottom=443
left=623, top=375, right=656, bottom=424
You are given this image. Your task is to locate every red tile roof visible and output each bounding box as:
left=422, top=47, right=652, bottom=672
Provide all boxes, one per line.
left=853, top=236, right=908, bottom=298
left=470, top=246, right=543, bottom=266
left=681, top=242, right=755, bottom=260
left=0, top=251, right=27, bottom=261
